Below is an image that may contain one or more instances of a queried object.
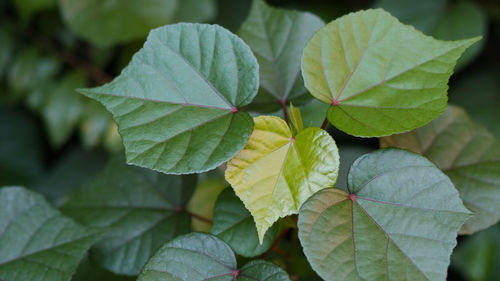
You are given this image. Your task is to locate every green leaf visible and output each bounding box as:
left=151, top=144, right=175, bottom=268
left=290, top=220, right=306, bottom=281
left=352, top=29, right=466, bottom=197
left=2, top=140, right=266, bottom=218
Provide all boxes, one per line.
left=0, top=26, right=14, bottom=78
left=373, top=0, right=447, bottom=33
left=298, top=149, right=470, bottom=281
left=211, top=188, right=280, bottom=257
left=449, top=68, right=500, bottom=138
left=225, top=116, right=339, bottom=242
left=381, top=106, right=500, bottom=234
left=452, top=224, right=500, bottom=281
left=431, top=1, right=487, bottom=71
left=59, top=0, right=179, bottom=47
left=61, top=155, right=196, bottom=275
left=32, top=148, right=107, bottom=205
left=173, top=0, right=217, bottom=23
left=238, top=0, right=324, bottom=112
left=0, top=105, right=44, bottom=186
left=13, top=0, right=56, bottom=21
left=301, top=8, right=479, bottom=137
left=7, top=48, right=60, bottom=97
left=0, top=186, right=101, bottom=281
left=138, top=232, right=291, bottom=281
left=299, top=99, right=330, bottom=128
left=80, top=23, right=259, bottom=174
left=289, top=103, right=304, bottom=134
left=29, top=72, right=87, bottom=147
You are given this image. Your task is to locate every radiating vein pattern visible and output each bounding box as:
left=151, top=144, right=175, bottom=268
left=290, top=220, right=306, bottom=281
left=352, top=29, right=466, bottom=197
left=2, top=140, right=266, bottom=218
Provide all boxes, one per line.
left=0, top=187, right=100, bottom=281
left=238, top=0, right=324, bottom=111
left=301, top=8, right=479, bottom=137
left=61, top=156, right=196, bottom=275
left=226, top=116, right=339, bottom=242
left=298, top=149, right=470, bottom=281
left=381, top=106, right=500, bottom=234
left=80, top=23, right=259, bottom=174
left=137, top=233, right=291, bottom=281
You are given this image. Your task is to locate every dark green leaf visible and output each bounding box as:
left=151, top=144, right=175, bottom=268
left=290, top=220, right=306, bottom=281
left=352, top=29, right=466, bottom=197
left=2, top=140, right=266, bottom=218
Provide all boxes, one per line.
left=381, top=106, right=500, bottom=234
left=298, top=149, right=470, bottom=281
left=61, top=155, right=196, bottom=275
left=81, top=23, right=259, bottom=174
left=0, top=187, right=100, bottom=281
left=0, top=105, right=44, bottom=186
left=238, top=0, right=324, bottom=112
left=138, top=232, right=291, bottom=280
left=59, top=0, right=179, bottom=47
left=13, top=0, right=57, bottom=21
left=211, top=188, right=280, bottom=257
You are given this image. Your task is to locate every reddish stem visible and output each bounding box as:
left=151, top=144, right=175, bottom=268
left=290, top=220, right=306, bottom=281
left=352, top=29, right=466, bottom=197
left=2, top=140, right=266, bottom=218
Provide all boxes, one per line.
left=187, top=211, right=213, bottom=225
left=280, top=99, right=289, bottom=124
left=320, top=118, right=329, bottom=130
left=258, top=228, right=290, bottom=258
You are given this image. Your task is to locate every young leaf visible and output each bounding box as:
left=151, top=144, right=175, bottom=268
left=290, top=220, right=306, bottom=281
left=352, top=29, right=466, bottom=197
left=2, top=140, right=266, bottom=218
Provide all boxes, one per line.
left=301, top=8, right=479, bottom=137
left=225, top=116, right=339, bottom=242
left=137, top=232, right=291, bottom=281
left=289, top=103, right=303, bottom=134
left=211, top=188, right=280, bottom=257
left=298, top=149, right=471, bottom=281
left=381, top=105, right=500, bottom=234
left=0, top=187, right=101, bottom=281
left=80, top=23, right=259, bottom=174
left=61, top=155, right=196, bottom=275
left=238, top=0, right=324, bottom=112
left=59, top=0, right=179, bottom=47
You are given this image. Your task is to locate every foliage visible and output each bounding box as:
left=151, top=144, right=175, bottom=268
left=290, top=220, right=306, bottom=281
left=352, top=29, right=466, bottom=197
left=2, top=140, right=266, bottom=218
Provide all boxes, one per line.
left=1, top=0, right=499, bottom=281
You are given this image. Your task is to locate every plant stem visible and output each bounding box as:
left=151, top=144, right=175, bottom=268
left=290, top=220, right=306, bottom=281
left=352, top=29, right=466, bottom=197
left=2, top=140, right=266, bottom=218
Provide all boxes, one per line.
left=188, top=211, right=213, bottom=225
left=259, top=228, right=290, bottom=258
left=320, top=118, right=329, bottom=130
left=280, top=99, right=289, bottom=124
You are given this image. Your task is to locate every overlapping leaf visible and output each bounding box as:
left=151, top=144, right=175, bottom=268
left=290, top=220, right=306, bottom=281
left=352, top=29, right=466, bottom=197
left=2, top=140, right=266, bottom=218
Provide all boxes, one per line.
left=138, top=233, right=291, bottom=281
left=61, top=156, right=196, bottom=275
left=80, top=23, right=259, bottom=174
left=238, top=0, right=324, bottom=112
left=381, top=106, right=500, bottom=234
left=298, top=149, right=470, bottom=281
left=211, top=188, right=280, bottom=257
left=59, top=0, right=179, bottom=47
left=225, top=116, right=339, bottom=242
left=0, top=187, right=100, bottom=281
left=301, top=8, right=479, bottom=137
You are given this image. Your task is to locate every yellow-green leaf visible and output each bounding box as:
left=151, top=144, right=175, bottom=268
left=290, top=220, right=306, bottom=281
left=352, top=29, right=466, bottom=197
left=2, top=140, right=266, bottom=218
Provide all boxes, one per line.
left=301, top=8, right=479, bottom=137
left=225, top=116, right=339, bottom=242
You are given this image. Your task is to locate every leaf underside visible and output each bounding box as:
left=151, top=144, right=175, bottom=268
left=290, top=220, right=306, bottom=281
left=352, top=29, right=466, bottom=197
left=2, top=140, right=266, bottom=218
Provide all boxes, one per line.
left=301, top=8, right=479, bottom=137
left=381, top=105, right=500, bottom=234
left=225, top=116, right=339, bottom=242
left=137, top=232, right=291, bottom=281
left=298, top=149, right=470, bottom=281
left=61, top=155, right=196, bottom=275
left=0, top=187, right=100, bottom=281
left=80, top=23, right=259, bottom=174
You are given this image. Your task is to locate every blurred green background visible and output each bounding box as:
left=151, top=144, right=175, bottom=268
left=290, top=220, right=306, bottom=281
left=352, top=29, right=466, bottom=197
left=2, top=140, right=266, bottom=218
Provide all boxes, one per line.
left=0, top=0, right=499, bottom=280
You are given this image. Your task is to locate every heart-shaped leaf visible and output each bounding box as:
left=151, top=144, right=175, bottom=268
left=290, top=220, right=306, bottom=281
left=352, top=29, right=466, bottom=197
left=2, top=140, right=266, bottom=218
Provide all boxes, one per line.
left=0, top=187, right=101, bottom=281
left=298, top=149, right=470, bottom=281
left=238, top=0, right=324, bottom=112
left=301, top=8, right=479, bottom=137
left=59, top=0, right=179, bottom=47
left=138, top=232, right=291, bottom=281
left=61, top=155, right=196, bottom=275
left=381, top=105, right=500, bottom=234
left=80, top=23, right=259, bottom=174
left=211, top=188, right=280, bottom=257
left=225, top=116, right=339, bottom=242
